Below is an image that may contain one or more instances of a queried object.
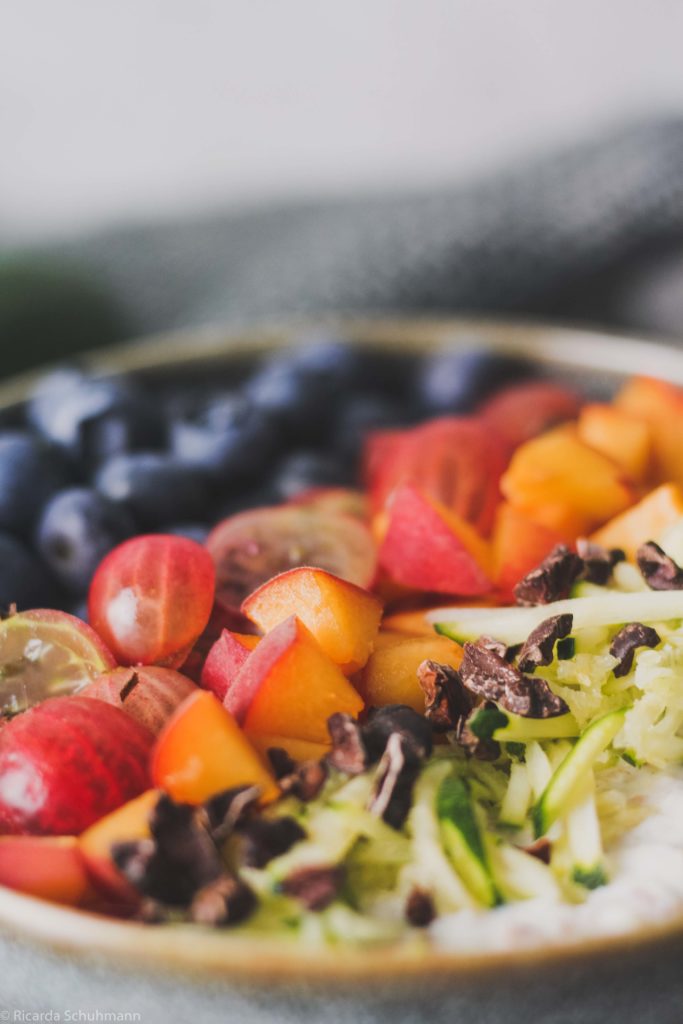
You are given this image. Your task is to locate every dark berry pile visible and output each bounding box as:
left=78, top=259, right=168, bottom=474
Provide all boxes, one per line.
left=0, top=337, right=534, bottom=615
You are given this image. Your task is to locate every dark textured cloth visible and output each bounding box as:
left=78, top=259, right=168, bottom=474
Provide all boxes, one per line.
left=12, top=119, right=683, bottom=345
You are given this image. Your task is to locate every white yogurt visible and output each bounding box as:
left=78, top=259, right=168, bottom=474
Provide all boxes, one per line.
left=430, top=767, right=683, bottom=953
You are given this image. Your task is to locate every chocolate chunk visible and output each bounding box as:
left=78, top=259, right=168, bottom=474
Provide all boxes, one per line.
left=518, top=614, right=573, bottom=673
left=417, top=659, right=473, bottom=733
left=237, top=817, right=306, bottom=868
left=368, top=732, right=420, bottom=830
left=637, top=541, right=683, bottom=591
left=523, top=838, right=552, bottom=864
left=279, top=759, right=328, bottom=802
left=281, top=865, right=343, bottom=911
left=190, top=875, right=257, bottom=927
left=119, top=671, right=140, bottom=703
left=327, top=712, right=368, bottom=774
left=609, top=622, right=661, bottom=677
left=576, top=538, right=625, bottom=585
left=405, top=887, right=436, bottom=927
left=362, top=705, right=433, bottom=763
left=456, top=709, right=501, bottom=761
left=513, top=544, right=583, bottom=606
left=460, top=642, right=569, bottom=718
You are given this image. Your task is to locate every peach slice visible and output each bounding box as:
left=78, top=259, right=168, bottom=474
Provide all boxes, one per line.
left=577, top=403, right=653, bottom=483
left=0, top=835, right=92, bottom=906
left=491, top=502, right=565, bottom=602
left=243, top=567, right=382, bottom=674
left=501, top=426, right=635, bottom=528
left=152, top=691, right=279, bottom=804
left=79, top=789, right=159, bottom=902
left=238, top=616, right=364, bottom=744
left=378, top=484, right=492, bottom=597
left=357, top=634, right=463, bottom=714
left=615, top=376, right=683, bottom=487
left=590, top=483, right=683, bottom=560
left=245, top=732, right=330, bottom=764
left=200, top=630, right=260, bottom=701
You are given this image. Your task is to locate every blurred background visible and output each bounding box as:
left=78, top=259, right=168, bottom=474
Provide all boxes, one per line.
left=4, top=0, right=683, bottom=371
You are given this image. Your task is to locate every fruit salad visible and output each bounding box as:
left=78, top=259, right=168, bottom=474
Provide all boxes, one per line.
left=1, top=341, right=683, bottom=953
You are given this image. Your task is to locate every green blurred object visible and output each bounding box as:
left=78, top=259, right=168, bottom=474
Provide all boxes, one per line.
left=0, top=256, right=127, bottom=377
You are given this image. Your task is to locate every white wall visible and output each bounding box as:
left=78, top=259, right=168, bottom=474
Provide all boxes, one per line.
left=3, top=0, right=683, bottom=241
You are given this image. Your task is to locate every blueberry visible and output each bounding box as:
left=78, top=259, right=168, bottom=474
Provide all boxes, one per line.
left=289, top=337, right=362, bottom=391
left=36, top=487, right=136, bottom=595
left=27, top=369, right=164, bottom=466
left=418, top=348, right=536, bottom=414
left=171, top=394, right=278, bottom=483
left=0, top=430, right=70, bottom=536
left=333, top=393, right=405, bottom=465
left=0, top=532, right=55, bottom=610
left=271, top=450, right=351, bottom=501
left=95, top=452, right=210, bottom=528
left=163, top=523, right=210, bottom=544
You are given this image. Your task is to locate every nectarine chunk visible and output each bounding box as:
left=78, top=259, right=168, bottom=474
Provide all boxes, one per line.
left=79, top=789, right=159, bottom=901
left=241, top=616, right=364, bottom=744
left=590, top=483, right=683, bottom=560
left=152, top=691, right=279, bottom=804
left=200, top=630, right=260, bottom=701
left=492, top=502, right=565, bottom=602
left=615, top=376, right=683, bottom=488
left=357, top=634, right=463, bottom=714
left=244, top=732, right=330, bottom=764
left=0, top=836, right=92, bottom=906
left=243, top=567, right=382, bottom=674
left=501, top=426, right=635, bottom=527
left=577, top=404, right=652, bottom=483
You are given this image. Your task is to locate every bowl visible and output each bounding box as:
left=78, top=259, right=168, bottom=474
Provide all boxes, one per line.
left=1, top=317, right=683, bottom=1024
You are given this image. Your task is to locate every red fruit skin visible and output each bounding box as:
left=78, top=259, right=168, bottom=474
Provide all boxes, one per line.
left=378, top=484, right=492, bottom=596
left=364, top=417, right=506, bottom=536
left=81, top=667, right=197, bottom=735
left=0, top=697, right=154, bottom=836
left=481, top=383, right=582, bottom=453
left=224, top=617, right=299, bottom=723
left=200, top=630, right=255, bottom=702
left=88, top=535, right=215, bottom=667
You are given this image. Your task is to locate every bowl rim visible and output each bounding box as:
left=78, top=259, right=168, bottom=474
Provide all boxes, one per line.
left=2, top=314, right=683, bottom=986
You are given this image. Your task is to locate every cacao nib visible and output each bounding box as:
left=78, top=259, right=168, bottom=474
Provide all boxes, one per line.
left=362, top=705, right=433, bottom=763
left=460, top=642, right=569, bottom=718
left=637, top=541, right=683, bottom=591
left=281, top=865, right=343, bottom=911
left=523, top=838, right=552, bottom=864
left=513, top=544, right=583, bottom=606
left=237, top=816, right=306, bottom=868
left=609, top=622, right=661, bottom=677
left=417, top=659, right=473, bottom=733
left=476, top=635, right=510, bottom=660
left=368, top=732, right=420, bottom=829
left=405, top=887, right=436, bottom=927
left=327, top=712, right=368, bottom=774
left=267, top=746, right=297, bottom=779
left=456, top=707, right=501, bottom=761
left=576, top=538, right=625, bottom=585
left=517, top=614, right=573, bottom=673
left=189, top=875, right=257, bottom=927
left=119, top=671, right=140, bottom=703
left=279, top=759, right=328, bottom=802
left=203, top=785, right=261, bottom=843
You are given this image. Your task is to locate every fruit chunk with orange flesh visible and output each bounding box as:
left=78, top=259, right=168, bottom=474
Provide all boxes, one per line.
left=239, top=616, right=364, bottom=744
left=152, top=691, right=279, bottom=804
left=615, top=376, right=683, bottom=488
left=243, top=567, right=382, bottom=674
left=245, top=732, right=330, bottom=764
left=0, top=836, right=93, bottom=906
left=378, top=484, right=492, bottom=597
left=79, top=789, right=159, bottom=902
left=577, top=404, right=653, bottom=483
left=200, top=630, right=260, bottom=701
left=492, top=502, right=565, bottom=602
left=357, top=634, right=463, bottom=715
left=501, top=426, right=635, bottom=529
left=590, top=483, right=683, bottom=561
